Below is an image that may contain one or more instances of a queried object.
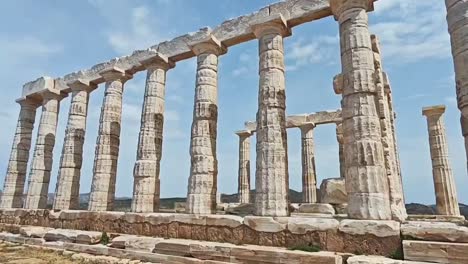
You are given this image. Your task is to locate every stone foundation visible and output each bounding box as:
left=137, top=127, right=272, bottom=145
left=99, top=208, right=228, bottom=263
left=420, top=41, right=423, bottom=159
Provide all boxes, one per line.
left=0, top=209, right=401, bottom=257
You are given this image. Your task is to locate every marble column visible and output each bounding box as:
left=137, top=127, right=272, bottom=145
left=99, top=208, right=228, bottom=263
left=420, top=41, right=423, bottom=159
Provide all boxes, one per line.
left=252, top=15, right=291, bottom=217
left=445, top=0, right=468, bottom=172
left=131, top=54, right=174, bottom=213
left=423, top=105, right=460, bottom=216
left=88, top=67, right=132, bottom=212
left=24, top=90, right=65, bottom=209
left=300, top=123, right=317, bottom=203
left=330, top=0, right=391, bottom=220
left=371, top=35, right=407, bottom=221
left=236, top=131, right=252, bottom=204
left=0, top=99, right=40, bottom=208
left=335, top=122, right=345, bottom=179
left=186, top=36, right=226, bottom=215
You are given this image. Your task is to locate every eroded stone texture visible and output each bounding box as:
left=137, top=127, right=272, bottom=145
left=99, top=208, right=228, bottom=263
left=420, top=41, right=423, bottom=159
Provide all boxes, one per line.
left=186, top=36, right=226, bottom=215
left=335, top=122, right=345, bottom=179
left=252, top=15, right=291, bottom=217
left=24, top=90, right=64, bottom=209
left=0, top=99, right=39, bottom=208
left=54, top=81, right=96, bottom=210
left=300, top=123, right=317, bottom=203
left=88, top=67, right=132, bottom=212
left=403, top=240, right=468, bottom=264
left=330, top=0, right=391, bottom=220
left=320, top=178, right=347, bottom=205
left=236, top=131, right=252, bottom=204
left=422, top=105, right=460, bottom=216
left=445, top=0, right=468, bottom=172
left=131, top=55, right=174, bottom=213
left=371, top=35, right=407, bottom=222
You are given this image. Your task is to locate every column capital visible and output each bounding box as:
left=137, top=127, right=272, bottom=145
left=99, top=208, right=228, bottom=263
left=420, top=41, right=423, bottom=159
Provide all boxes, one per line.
left=422, top=105, right=446, bottom=118
left=15, top=97, right=41, bottom=108
left=250, top=14, right=291, bottom=38
left=68, top=79, right=98, bottom=93
left=330, top=0, right=375, bottom=20
left=139, top=52, right=175, bottom=70
left=235, top=130, right=253, bottom=138
left=99, top=67, right=133, bottom=82
left=333, top=73, right=344, bottom=94
left=188, top=35, right=227, bottom=56
left=38, top=89, right=67, bottom=102
left=300, top=122, right=316, bottom=133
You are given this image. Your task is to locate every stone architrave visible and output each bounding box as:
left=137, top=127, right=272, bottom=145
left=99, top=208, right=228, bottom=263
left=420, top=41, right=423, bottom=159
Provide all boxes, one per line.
left=186, top=36, right=226, bottom=215
left=236, top=130, right=252, bottom=204
left=24, top=90, right=65, bottom=209
left=300, top=123, right=317, bottom=203
left=445, top=0, right=468, bottom=172
left=53, top=80, right=97, bottom=210
left=330, top=0, right=392, bottom=220
left=131, top=54, right=174, bottom=213
left=0, top=99, right=40, bottom=208
left=335, top=122, right=345, bottom=179
left=88, top=67, right=132, bottom=212
left=371, top=35, right=407, bottom=221
left=252, top=15, right=291, bottom=217
left=422, top=105, right=460, bottom=216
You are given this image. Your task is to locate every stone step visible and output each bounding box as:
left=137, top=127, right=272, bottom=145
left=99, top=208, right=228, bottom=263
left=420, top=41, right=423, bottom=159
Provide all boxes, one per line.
left=403, top=240, right=468, bottom=264
left=1, top=227, right=344, bottom=264
left=347, top=255, right=433, bottom=264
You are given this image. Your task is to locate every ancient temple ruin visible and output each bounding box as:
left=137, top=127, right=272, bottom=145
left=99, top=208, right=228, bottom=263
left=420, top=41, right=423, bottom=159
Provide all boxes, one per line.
left=0, top=0, right=467, bottom=263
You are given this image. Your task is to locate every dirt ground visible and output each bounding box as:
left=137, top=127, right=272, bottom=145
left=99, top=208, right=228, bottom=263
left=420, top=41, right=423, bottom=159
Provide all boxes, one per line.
left=0, top=242, right=85, bottom=264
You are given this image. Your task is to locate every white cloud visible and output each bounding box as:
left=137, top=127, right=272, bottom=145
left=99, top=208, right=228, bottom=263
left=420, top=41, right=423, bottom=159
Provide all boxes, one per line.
left=0, top=36, right=63, bottom=66
left=445, top=96, right=457, bottom=108
left=285, top=35, right=338, bottom=71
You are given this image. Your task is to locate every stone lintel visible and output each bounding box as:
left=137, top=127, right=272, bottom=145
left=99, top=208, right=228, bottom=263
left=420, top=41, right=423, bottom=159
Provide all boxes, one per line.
left=250, top=14, right=291, bottom=38
left=330, top=0, right=376, bottom=20
left=67, top=79, right=98, bottom=92
left=138, top=50, right=175, bottom=70
left=99, top=67, right=133, bottom=82
left=422, top=105, right=446, bottom=117
left=186, top=30, right=227, bottom=56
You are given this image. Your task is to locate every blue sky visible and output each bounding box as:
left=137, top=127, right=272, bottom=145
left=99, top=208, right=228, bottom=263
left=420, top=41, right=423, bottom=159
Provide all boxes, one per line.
left=0, top=0, right=465, bottom=205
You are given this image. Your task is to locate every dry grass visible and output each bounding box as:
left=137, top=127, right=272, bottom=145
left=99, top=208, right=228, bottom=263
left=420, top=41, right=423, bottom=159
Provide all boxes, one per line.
left=0, top=242, right=90, bottom=264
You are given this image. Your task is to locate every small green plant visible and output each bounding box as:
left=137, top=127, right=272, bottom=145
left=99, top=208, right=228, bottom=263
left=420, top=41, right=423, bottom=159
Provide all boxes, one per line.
left=100, top=231, right=110, bottom=245
left=389, top=248, right=404, bottom=260
left=288, top=244, right=321, bottom=253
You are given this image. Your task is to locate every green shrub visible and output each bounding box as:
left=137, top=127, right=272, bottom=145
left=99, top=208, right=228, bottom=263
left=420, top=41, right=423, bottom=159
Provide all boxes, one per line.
left=100, top=232, right=110, bottom=245
left=288, top=244, right=321, bottom=253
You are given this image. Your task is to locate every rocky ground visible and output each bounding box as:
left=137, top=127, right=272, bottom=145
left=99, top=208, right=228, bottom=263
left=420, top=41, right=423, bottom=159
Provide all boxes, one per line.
left=0, top=242, right=156, bottom=264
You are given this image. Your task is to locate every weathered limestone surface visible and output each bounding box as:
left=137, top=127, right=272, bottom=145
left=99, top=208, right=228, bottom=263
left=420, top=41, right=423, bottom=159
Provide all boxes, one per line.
left=300, top=123, right=317, bottom=203
left=0, top=209, right=403, bottom=256
left=331, top=0, right=391, bottom=220
left=335, top=122, right=345, bottom=178
left=372, top=35, right=406, bottom=222
left=24, top=90, right=65, bottom=209
left=19, top=226, right=53, bottom=238
left=0, top=99, right=39, bottom=208
left=320, top=178, right=347, bottom=205
left=253, top=15, right=291, bottom=217
left=54, top=80, right=96, bottom=210
left=132, top=54, right=174, bottom=213
left=186, top=36, right=225, bottom=215
left=347, top=256, right=429, bottom=264
left=403, top=240, right=468, bottom=264
left=445, top=0, right=468, bottom=172
left=422, top=105, right=460, bottom=216
left=236, top=131, right=251, bottom=204
left=298, top=203, right=335, bottom=215
left=402, top=221, right=468, bottom=243
left=88, top=68, right=132, bottom=212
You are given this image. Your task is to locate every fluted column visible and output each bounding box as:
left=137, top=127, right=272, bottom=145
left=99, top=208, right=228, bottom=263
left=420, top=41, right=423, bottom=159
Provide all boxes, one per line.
left=371, top=35, right=407, bottom=221
left=24, top=90, right=65, bottom=209
left=330, top=0, right=391, bottom=220
left=336, top=122, right=345, bottom=179
left=88, top=67, right=132, bottom=212
left=445, top=0, right=468, bottom=172
left=186, top=36, right=226, bottom=215
left=236, top=131, right=252, bottom=204
left=131, top=54, right=174, bottom=213
left=53, top=80, right=96, bottom=210
left=252, top=15, right=291, bottom=217
left=423, top=105, right=460, bottom=216
left=300, top=123, right=317, bottom=203
left=0, top=99, right=40, bottom=208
